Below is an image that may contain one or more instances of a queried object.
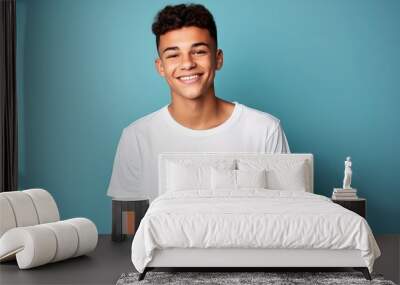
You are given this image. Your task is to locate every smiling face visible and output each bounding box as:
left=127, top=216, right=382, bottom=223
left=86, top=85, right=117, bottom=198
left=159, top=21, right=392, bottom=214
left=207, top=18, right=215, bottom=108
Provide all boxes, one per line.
left=155, top=26, right=223, bottom=101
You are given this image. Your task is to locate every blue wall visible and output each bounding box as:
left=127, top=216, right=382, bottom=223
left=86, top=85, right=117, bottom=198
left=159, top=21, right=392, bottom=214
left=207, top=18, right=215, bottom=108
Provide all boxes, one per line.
left=16, top=0, right=400, bottom=234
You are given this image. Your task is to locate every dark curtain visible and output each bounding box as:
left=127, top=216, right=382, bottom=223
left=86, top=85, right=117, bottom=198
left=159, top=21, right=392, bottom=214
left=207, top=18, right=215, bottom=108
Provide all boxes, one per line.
left=0, top=0, right=17, bottom=192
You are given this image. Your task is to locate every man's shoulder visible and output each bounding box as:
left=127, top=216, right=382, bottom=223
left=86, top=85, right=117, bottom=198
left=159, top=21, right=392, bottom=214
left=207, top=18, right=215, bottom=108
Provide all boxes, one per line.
left=241, top=103, right=281, bottom=129
left=123, top=105, right=166, bottom=135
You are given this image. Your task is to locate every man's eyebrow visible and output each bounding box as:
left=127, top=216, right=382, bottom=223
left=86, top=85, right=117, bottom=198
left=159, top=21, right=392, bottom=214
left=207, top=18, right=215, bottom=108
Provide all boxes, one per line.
left=192, top=42, right=210, bottom=49
left=162, top=46, right=179, bottom=54
left=162, top=42, right=210, bottom=54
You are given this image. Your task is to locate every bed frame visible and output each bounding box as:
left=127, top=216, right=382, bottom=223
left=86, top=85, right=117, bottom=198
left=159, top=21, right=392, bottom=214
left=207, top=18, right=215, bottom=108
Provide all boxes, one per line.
left=138, top=153, right=372, bottom=281
left=140, top=248, right=371, bottom=280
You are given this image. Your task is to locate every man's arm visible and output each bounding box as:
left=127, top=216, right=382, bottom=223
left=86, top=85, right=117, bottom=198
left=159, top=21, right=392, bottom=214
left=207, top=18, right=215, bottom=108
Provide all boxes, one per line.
left=107, top=128, right=146, bottom=199
left=265, top=121, right=291, bottom=154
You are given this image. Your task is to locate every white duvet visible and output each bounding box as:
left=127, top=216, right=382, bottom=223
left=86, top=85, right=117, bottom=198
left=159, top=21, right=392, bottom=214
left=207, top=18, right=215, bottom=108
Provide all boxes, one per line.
left=131, top=190, right=380, bottom=273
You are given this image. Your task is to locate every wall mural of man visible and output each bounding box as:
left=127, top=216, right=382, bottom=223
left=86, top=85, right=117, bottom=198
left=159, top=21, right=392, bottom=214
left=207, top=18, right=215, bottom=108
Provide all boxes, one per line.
left=107, top=4, right=290, bottom=201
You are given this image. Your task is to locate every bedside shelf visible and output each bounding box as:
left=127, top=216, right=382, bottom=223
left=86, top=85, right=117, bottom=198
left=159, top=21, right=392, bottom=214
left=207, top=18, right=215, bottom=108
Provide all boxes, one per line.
left=331, top=198, right=366, bottom=218
left=112, top=199, right=149, bottom=242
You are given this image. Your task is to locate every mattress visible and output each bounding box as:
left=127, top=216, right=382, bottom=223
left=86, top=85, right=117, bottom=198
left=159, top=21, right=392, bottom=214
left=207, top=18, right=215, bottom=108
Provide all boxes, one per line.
left=131, top=189, right=380, bottom=273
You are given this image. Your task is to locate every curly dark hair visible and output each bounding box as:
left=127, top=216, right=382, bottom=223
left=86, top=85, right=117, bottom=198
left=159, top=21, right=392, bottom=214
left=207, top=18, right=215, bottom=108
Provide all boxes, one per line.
left=152, top=3, right=218, bottom=50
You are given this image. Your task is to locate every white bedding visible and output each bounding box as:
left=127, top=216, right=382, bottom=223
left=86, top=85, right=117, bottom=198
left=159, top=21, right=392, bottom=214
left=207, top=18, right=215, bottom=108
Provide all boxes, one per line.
left=131, top=190, right=380, bottom=273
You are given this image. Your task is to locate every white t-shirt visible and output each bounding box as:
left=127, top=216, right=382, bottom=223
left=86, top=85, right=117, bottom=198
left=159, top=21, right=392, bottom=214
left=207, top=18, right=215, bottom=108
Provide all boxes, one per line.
left=107, top=101, right=290, bottom=200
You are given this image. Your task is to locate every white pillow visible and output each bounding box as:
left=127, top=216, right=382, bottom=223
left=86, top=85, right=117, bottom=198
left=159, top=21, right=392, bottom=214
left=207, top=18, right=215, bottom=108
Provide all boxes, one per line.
left=167, top=162, right=209, bottom=191
left=211, top=168, right=236, bottom=190
left=237, top=159, right=309, bottom=191
left=166, top=159, right=236, bottom=191
left=237, top=169, right=267, bottom=188
left=266, top=162, right=307, bottom=191
left=211, top=168, right=267, bottom=190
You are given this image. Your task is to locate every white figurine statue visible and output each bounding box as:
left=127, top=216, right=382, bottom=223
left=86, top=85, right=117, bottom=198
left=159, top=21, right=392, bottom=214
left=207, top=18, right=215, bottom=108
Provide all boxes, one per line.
left=342, top=156, right=352, bottom=189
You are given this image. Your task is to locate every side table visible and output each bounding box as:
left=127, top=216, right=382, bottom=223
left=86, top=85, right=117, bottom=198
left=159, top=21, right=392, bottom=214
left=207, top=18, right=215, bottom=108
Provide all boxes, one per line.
left=112, top=197, right=149, bottom=242
left=332, top=198, right=366, bottom=218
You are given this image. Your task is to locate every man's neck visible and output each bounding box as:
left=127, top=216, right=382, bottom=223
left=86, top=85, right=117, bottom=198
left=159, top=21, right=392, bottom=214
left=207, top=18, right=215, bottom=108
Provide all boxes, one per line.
left=167, top=94, right=235, bottom=130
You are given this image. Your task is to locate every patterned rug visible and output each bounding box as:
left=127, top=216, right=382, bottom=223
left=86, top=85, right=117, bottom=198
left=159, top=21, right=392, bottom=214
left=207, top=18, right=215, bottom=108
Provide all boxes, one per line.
left=116, top=271, right=396, bottom=285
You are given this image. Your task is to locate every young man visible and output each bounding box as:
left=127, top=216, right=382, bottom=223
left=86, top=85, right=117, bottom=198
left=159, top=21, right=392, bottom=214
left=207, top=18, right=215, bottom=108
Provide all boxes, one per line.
left=107, top=4, right=290, bottom=200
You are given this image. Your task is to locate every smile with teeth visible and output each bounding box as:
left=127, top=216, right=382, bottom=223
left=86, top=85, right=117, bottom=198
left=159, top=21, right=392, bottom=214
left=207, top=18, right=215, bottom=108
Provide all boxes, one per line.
left=178, top=74, right=201, bottom=84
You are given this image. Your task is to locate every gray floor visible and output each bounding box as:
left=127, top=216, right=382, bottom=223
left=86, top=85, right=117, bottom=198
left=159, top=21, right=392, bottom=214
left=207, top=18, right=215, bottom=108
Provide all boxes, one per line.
left=0, top=235, right=134, bottom=285
left=375, top=235, right=400, bottom=284
left=0, top=235, right=399, bottom=285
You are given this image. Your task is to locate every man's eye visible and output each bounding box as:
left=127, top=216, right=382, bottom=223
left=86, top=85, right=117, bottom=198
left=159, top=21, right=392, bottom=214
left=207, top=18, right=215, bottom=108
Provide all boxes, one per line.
left=193, top=50, right=207, bottom=55
left=166, top=54, right=178, bottom=59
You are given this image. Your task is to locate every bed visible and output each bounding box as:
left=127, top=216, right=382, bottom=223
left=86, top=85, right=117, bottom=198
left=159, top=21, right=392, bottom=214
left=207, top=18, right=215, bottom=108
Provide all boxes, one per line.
left=131, top=152, right=381, bottom=281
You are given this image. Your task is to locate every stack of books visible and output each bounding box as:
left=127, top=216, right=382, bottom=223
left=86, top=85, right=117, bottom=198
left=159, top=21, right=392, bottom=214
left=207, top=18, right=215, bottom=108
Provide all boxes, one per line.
left=122, top=210, right=136, bottom=236
left=332, top=188, right=358, bottom=200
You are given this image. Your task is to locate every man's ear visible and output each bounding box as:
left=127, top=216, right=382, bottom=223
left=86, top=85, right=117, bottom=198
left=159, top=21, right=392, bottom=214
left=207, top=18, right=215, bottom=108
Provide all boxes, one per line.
left=216, top=48, right=224, bottom=70
left=155, top=58, right=165, bottom=77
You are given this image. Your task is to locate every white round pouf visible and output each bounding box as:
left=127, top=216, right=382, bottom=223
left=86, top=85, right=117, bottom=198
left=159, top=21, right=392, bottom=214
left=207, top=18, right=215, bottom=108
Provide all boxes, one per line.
left=0, top=196, right=17, bottom=237
left=0, top=189, right=98, bottom=269
left=23, top=189, right=60, bottom=223
left=0, top=219, right=98, bottom=269
left=0, top=225, right=57, bottom=269
left=0, top=192, right=39, bottom=227
left=42, top=221, right=79, bottom=262
left=64, top=218, right=98, bottom=257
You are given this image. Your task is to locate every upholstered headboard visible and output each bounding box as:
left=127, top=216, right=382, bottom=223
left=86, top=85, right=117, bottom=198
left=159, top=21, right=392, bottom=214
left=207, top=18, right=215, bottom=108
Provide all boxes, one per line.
left=158, top=152, right=314, bottom=195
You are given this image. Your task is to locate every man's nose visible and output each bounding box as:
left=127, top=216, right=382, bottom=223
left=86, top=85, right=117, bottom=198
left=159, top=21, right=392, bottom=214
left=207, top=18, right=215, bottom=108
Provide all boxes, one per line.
left=180, top=53, right=196, bottom=70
